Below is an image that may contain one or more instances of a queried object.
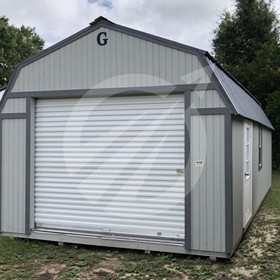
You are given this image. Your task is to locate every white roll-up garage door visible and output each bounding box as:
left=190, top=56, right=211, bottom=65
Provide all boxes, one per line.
left=35, top=94, right=185, bottom=239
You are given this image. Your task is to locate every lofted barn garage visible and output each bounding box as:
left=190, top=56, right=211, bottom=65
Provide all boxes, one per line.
left=0, top=17, right=273, bottom=258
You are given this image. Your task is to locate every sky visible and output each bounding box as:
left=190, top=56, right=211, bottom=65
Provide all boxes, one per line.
left=1, top=0, right=280, bottom=53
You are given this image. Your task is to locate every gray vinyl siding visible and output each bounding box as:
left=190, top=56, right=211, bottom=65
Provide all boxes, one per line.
left=190, top=115, right=225, bottom=252
left=1, top=119, right=26, bottom=233
left=232, top=118, right=244, bottom=248
left=190, top=90, right=225, bottom=109
left=252, top=125, right=272, bottom=215
left=11, top=27, right=210, bottom=92
left=1, top=98, right=26, bottom=113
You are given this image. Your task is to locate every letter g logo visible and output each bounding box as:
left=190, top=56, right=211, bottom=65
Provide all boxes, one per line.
left=97, top=32, right=108, bottom=46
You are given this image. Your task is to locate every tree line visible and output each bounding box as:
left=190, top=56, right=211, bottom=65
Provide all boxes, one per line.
left=213, top=0, right=280, bottom=169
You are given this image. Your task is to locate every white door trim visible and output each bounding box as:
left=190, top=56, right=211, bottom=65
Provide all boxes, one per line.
left=243, top=120, right=253, bottom=228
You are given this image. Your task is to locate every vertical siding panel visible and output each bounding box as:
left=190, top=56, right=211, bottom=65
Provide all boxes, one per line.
left=212, top=90, right=218, bottom=107
left=53, top=50, right=59, bottom=90
left=165, top=47, right=173, bottom=83
left=199, top=116, right=207, bottom=249
left=69, top=41, right=76, bottom=89
left=134, top=37, right=141, bottom=86
left=116, top=31, right=123, bottom=87
left=87, top=33, right=95, bottom=88
left=159, top=46, right=166, bottom=85
left=8, top=120, right=12, bottom=232
left=122, top=32, right=129, bottom=87
left=21, top=120, right=26, bottom=233
left=128, top=35, right=135, bottom=87
left=213, top=115, right=220, bottom=250
left=14, top=121, right=18, bottom=232
left=1, top=119, right=26, bottom=233
left=147, top=41, right=154, bottom=86
left=220, top=116, right=226, bottom=251
left=28, top=63, right=33, bottom=91
left=75, top=38, right=83, bottom=89
left=21, top=68, right=26, bottom=92
left=38, top=58, right=44, bottom=91
left=191, top=116, right=200, bottom=250
left=94, top=32, right=100, bottom=86
left=59, top=47, right=66, bottom=90
left=152, top=43, right=160, bottom=85
left=199, top=91, right=206, bottom=108
left=185, top=55, right=192, bottom=84
left=172, top=50, right=179, bottom=85
left=43, top=55, right=49, bottom=90
left=191, top=55, right=199, bottom=83
left=49, top=52, right=56, bottom=90
left=206, top=116, right=214, bottom=251
left=140, top=39, right=147, bottom=86
left=179, top=51, right=186, bottom=84
left=205, top=90, right=212, bottom=108
left=110, top=30, right=117, bottom=88
left=104, top=31, right=111, bottom=87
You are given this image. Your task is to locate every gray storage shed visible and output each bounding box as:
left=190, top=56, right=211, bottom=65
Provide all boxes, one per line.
left=0, top=17, right=273, bottom=258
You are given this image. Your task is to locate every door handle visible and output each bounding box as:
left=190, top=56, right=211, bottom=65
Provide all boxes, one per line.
left=245, top=173, right=249, bottom=176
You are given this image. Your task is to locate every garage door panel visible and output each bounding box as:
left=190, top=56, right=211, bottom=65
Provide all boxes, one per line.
left=35, top=94, right=185, bottom=239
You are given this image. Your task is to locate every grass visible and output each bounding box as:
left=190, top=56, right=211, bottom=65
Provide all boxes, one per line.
left=0, top=171, right=279, bottom=279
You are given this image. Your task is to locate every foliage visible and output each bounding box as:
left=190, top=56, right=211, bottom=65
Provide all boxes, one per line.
left=243, top=43, right=280, bottom=106
left=212, top=0, right=280, bottom=169
left=266, top=91, right=280, bottom=168
left=0, top=16, right=44, bottom=87
left=212, top=0, right=279, bottom=84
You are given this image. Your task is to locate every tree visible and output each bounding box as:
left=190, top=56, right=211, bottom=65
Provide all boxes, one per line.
left=212, top=0, right=279, bottom=85
left=0, top=16, right=44, bottom=87
left=243, top=43, right=280, bottom=105
left=212, top=0, right=280, bottom=169
left=266, top=91, right=280, bottom=169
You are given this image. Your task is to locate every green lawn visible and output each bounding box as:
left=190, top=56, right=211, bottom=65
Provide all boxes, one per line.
left=1, top=171, right=280, bottom=280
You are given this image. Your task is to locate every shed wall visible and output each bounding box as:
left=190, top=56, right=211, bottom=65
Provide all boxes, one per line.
left=252, top=125, right=272, bottom=215
left=1, top=98, right=26, bottom=114
left=11, top=27, right=210, bottom=93
left=190, top=90, right=225, bottom=109
left=232, top=118, right=244, bottom=248
left=1, top=119, right=26, bottom=233
left=190, top=114, right=225, bottom=252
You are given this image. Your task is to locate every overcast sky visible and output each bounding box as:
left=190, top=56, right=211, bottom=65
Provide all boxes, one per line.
left=1, top=0, right=280, bottom=52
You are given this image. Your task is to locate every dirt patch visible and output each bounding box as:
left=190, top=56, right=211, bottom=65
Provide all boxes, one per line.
left=94, top=257, right=122, bottom=274
left=230, top=266, right=258, bottom=278
left=164, top=265, right=189, bottom=280
left=266, top=228, right=278, bottom=243
left=35, top=264, right=67, bottom=280
left=79, top=257, right=122, bottom=279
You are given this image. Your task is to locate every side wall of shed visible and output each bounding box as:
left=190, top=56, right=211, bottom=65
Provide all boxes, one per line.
left=232, top=118, right=272, bottom=249
left=252, top=126, right=272, bottom=215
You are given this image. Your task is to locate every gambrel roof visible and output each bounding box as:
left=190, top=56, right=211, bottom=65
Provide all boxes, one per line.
left=3, top=16, right=273, bottom=129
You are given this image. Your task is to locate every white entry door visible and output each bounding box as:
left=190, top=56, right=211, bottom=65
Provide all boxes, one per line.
left=243, top=121, right=253, bottom=228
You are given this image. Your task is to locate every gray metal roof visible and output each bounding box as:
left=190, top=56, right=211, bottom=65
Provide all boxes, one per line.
left=207, top=58, right=273, bottom=130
